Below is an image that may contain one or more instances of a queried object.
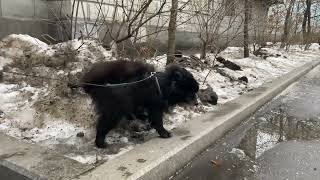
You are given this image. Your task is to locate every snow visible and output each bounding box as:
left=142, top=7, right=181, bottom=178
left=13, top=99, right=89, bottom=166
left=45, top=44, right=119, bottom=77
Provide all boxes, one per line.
left=1, top=34, right=48, bottom=50
left=308, top=43, right=320, bottom=51
left=66, top=154, right=98, bottom=164
left=0, top=34, right=319, bottom=164
left=0, top=57, right=12, bottom=71
left=255, top=130, right=285, bottom=158
left=66, top=145, right=134, bottom=164
left=229, top=148, right=247, bottom=161
left=146, top=54, right=167, bottom=70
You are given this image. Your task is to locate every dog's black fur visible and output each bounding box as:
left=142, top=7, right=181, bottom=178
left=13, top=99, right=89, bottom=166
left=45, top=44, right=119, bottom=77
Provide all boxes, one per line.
left=82, top=60, right=199, bottom=148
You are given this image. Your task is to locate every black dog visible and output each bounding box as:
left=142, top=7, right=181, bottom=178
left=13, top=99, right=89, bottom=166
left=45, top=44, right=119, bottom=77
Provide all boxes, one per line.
left=82, top=60, right=199, bottom=148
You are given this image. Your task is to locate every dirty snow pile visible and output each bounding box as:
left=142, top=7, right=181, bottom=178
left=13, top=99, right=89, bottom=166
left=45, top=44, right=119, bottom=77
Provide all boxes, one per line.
left=0, top=34, right=319, bottom=164
left=148, top=43, right=319, bottom=104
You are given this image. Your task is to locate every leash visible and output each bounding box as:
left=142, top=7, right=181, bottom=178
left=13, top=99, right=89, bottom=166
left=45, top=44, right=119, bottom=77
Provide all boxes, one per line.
left=152, top=72, right=163, bottom=97
left=2, top=70, right=163, bottom=97
left=85, top=72, right=156, bottom=87
left=82, top=72, right=163, bottom=97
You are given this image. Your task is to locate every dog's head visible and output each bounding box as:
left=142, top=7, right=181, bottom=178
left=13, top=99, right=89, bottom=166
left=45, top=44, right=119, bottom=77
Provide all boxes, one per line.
left=165, top=64, right=199, bottom=105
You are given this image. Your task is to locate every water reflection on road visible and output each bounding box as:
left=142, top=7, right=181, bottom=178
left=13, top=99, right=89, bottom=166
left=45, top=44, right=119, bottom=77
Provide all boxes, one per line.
left=172, top=66, right=320, bottom=180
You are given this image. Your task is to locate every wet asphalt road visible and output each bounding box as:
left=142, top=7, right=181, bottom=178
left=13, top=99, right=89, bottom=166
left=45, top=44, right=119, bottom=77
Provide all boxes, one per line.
left=171, top=65, right=320, bottom=180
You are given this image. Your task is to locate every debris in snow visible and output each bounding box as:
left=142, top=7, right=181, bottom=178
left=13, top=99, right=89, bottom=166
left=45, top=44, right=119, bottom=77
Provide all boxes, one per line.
left=238, top=76, right=249, bottom=83
left=174, top=55, right=209, bottom=70
left=210, top=160, right=222, bottom=167
left=253, top=165, right=259, bottom=172
left=216, top=56, right=242, bottom=71
left=190, top=55, right=201, bottom=61
left=198, top=85, right=218, bottom=105
left=253, top=47, right=269, bottom=58
left=76, top=132, right=85, bottom=138
left=0, top=110, right=4, bottom=118
left=229, top=148, right=247, bottom=161
left=216, top=68, right=246, bottom=83
left=0, top=71, right=2, bottom=82
left=174, top=51, right=183, bottom=58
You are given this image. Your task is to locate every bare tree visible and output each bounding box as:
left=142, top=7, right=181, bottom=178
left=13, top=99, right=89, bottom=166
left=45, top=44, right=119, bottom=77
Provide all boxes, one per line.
left=192, top=0, right=243, bottom=59
left=60, top=0, right=170, bottom=57
left=167, top=0, right=179, bottom=65
left=280, top=0, right=296, bottom=48
left=293, top=0, right=302, bottom=35
left=243, top=0, right=250, bottom=57
left=302, top=0, right=312, bottom=47
left=267, top=4, right=285, bottom=43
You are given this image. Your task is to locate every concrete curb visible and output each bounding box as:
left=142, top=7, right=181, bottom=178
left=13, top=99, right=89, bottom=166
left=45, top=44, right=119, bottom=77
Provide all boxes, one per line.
left=0, top=131, right=94, bottom=180
left=76, top=61, right=319, bottom=180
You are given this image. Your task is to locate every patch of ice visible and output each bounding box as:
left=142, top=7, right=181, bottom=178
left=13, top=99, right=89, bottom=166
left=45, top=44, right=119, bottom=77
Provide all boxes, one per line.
left=66, top=155, right=98, bottom=164
left=66, top=144, right=135, bottom=164
left=255, top=130, right=284, bottom=158
left=229, top=148, right=247, bottom=160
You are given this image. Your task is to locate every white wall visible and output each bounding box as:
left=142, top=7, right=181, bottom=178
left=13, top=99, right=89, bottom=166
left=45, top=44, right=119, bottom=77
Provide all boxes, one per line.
left=0, top=0, right=270, bottom=47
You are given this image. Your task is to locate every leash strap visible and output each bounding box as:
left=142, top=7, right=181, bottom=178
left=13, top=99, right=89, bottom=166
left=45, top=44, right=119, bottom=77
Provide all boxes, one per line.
left=152, top=72, right=163, bottom=97
left=3, top=70, right=163, bottom=97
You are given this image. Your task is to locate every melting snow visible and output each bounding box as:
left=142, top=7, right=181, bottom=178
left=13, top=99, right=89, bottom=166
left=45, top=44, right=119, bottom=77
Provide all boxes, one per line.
left=0, top=34, right=319, bottom=164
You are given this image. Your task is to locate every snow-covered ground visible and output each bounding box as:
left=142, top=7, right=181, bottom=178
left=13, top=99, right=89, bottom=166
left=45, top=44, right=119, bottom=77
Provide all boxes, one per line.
left=0, top=34, right=319, bottom=164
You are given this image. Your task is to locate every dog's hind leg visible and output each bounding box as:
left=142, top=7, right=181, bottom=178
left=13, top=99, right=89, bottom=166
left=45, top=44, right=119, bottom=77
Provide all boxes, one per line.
left=95, top=112, right=121, bottom=148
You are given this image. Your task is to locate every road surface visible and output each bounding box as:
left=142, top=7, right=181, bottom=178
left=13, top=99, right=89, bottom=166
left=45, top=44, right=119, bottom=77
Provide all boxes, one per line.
left=172, top=65, right=320, bottom=180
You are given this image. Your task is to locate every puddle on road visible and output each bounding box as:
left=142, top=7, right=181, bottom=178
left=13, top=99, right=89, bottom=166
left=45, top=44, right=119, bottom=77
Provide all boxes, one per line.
left=246, top=103, right=320, bottom=160
left=173, top=101, right=320, bottom=180
left=172, top=74, right=320, bottom=180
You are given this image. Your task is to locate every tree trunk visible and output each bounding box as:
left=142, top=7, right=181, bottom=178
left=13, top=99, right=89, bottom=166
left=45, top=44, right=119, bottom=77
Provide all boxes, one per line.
left=243, top=0, right=250, bottom=58
left=302, top=0, right=312, bottom=44
left=200, top=40, right=206, bottom=59
left=294, top=2, right=300, bottom=35
left=307, top=0, right=312, bottom=34
left=280, top=0, right=295, bottom=48
left=167, top=0, right=178, bottom=65
left=110, top=40, right=118, bottom=58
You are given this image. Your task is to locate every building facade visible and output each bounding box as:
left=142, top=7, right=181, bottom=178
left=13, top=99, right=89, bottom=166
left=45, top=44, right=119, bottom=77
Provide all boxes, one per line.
left=0, top=0, right=280, bottom=50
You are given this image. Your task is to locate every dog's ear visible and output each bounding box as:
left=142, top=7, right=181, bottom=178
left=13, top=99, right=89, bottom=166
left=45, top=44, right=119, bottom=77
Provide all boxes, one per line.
left=166, top=65, right=185, bottom=81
